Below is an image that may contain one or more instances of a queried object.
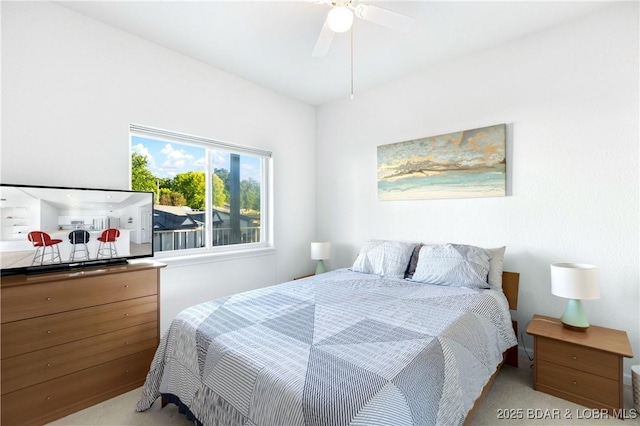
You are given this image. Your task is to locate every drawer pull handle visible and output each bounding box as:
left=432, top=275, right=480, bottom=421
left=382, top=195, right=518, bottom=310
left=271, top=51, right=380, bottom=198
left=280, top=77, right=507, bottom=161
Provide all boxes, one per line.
left=125, top=341, right=129, bottom=345
left=573, top=380, right=577, bottom=385
left=46, top=297, right=52, bottom=301
left=125, top=285, right=129, bottom=288
left=46, top=396, right=51, bottom=401
left=46, top=363, right=51, bottom=367
left=125, top=313, right=129, bottom=317
left=46, top=330, right=52, bottom=334
left=125, top=369, right=129, bottom=373
left=572, top=355, right=577, bottom=360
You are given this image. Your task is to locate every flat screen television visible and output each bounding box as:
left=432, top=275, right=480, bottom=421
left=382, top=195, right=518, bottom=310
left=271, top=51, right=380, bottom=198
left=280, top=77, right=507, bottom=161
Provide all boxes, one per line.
left=0, top=183, right=154, bottom=276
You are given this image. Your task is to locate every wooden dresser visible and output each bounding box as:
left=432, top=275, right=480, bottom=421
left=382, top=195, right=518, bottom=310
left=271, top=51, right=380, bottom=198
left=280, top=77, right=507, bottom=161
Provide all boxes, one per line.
left=1, top=261, right=165, bottom=426
left=526, top=314, right=633, bottom=416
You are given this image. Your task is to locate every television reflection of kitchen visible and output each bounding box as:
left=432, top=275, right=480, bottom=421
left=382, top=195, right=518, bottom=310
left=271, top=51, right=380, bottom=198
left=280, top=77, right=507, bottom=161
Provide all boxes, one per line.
left=0, top=184, right=154, bottom=272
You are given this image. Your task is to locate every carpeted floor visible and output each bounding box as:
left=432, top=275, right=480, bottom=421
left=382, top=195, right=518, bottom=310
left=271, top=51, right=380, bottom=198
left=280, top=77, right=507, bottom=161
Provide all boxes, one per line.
left=471, top=359, right=639, bottom=425
left=48, top=357, right=639, bottom=425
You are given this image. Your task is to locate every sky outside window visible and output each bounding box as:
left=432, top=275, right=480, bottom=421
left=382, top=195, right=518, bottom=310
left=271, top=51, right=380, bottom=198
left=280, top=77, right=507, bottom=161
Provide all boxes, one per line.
left=132, top=136, right=261, bottom=181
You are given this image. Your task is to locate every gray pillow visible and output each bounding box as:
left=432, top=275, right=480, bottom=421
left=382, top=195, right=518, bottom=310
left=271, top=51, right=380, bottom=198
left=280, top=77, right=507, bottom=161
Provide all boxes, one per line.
left=352, top=240, right=416, bottom=279
left=411, top=243, right=491, bottom=289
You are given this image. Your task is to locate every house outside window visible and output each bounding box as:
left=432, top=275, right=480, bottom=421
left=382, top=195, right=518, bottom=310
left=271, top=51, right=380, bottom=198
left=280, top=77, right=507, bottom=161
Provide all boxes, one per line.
left=130, top=124, right=271, bottom=255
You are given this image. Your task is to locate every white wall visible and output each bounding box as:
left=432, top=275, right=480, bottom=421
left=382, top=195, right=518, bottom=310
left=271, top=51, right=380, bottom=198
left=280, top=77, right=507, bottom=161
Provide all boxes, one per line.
left=316, top=3, right=639, bottom=380
left=1, top=2, right=317, bottom=331
left=3, top=1, right=639, bottom=381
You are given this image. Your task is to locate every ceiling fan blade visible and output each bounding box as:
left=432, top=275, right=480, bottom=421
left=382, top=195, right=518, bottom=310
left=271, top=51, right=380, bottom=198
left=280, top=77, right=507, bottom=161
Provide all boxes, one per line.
left=312, top=20, right=335, bottom=57
left=354, top=4, right=414, bottom=32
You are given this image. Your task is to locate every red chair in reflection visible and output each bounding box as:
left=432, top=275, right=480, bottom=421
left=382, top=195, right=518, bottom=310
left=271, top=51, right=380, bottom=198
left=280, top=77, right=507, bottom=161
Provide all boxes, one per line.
left=28, top=231, right=63, bottom=265
left=97, top=228, right=120, bottom=259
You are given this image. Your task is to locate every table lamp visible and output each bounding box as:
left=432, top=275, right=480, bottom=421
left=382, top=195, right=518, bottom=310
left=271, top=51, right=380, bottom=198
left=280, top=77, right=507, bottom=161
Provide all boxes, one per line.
left=311, top=242, right=331, bottom=275
left=550, top=263, right=600, bottom=332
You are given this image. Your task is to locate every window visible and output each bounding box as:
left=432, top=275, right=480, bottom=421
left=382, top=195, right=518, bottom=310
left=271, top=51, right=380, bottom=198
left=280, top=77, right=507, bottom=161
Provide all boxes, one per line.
left=130, top=124, right=271, bottom=255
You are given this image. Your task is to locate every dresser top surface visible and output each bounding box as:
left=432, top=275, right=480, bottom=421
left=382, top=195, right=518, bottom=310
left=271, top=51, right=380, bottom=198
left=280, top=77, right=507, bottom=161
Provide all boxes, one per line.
left=526, top=314, right=633, bottom=358
left=1, top=260, right=165, bottom=288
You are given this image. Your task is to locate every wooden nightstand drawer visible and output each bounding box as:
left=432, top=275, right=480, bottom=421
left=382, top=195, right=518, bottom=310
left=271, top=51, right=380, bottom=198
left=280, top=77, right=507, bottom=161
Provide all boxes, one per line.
left=527, top=315, right=633, bottom=414
left=537, top=359, right=619, bottom=407
left=537, top=336, right=618, bottom=380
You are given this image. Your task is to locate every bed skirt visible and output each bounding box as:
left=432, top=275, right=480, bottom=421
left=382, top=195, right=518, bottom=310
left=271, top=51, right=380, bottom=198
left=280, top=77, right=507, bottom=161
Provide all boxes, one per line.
left=162, top=393, right=204, bottom=426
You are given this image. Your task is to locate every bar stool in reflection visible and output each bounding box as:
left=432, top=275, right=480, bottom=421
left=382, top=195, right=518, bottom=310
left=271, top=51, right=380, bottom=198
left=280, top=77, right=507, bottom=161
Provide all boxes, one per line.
left=96, top=228, right=120, bottom=259
left=28, top=231, right=63, bottom=265
left=68, top=230, right=91, bottom=261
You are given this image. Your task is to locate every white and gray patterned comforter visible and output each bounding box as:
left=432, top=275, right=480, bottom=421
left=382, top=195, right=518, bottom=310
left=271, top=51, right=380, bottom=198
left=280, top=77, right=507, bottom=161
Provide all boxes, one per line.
left=137, top=268, right=517, bottom=426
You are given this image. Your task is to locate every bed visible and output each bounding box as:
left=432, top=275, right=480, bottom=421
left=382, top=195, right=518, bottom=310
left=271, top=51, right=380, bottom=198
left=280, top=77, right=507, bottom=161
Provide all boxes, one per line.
left=137, top=241, right=519, bottom=426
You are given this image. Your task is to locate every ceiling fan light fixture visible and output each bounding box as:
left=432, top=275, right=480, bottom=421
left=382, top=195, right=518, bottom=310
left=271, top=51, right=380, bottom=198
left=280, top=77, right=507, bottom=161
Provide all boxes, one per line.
left=327, top=6, right=354, bottom=33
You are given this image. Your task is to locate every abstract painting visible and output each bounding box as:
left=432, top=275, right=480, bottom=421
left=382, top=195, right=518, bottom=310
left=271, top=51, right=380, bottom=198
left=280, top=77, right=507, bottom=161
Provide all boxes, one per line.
left=377, top=124, right=506, bottom=200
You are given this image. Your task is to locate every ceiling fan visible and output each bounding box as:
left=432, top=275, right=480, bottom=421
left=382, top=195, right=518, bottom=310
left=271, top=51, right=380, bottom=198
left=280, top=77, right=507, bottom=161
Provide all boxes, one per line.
left=312, top=0, right=415, bottom=57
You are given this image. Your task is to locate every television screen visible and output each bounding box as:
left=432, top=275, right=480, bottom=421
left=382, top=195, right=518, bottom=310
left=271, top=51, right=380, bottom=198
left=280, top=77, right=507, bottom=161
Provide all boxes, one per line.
left=0, top=184, right=154, bottom=276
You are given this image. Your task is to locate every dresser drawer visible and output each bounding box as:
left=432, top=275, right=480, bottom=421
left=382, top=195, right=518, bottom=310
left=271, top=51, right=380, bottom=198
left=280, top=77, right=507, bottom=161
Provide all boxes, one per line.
left=2, top=321, right=158, bottom=394
left=1, top=295, right=157, bottom=358
left=537, top=337, right=619, bottom=380
left=1, top=269, right=158, bottom=323
left=1, top=348, right=155, bottom=426
left=537, top=359, right=619, bottom=407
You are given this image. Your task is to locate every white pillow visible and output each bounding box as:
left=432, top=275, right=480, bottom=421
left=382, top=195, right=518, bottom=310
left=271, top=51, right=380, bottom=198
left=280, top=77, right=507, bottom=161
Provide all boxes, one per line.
left=486, top=246, right=506, bottom=289
left=411, top=243, right=491, bottom=289
left=351, top=240, right=415, bottom=279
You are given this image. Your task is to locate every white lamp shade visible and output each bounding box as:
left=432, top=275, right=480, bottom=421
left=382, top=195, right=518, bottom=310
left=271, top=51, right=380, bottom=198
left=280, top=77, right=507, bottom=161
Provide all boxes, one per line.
left=327, top=6, right=354, bottom=33
left=311, top=242, right=331, bottom=260
left=551, top=263, right=600, bottom=300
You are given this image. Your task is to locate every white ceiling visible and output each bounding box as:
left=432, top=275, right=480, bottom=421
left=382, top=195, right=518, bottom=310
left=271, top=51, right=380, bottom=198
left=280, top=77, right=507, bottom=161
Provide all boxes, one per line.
left=56, top=1, right=611, bottom=106
left=0, top=186, right=148, bottom=210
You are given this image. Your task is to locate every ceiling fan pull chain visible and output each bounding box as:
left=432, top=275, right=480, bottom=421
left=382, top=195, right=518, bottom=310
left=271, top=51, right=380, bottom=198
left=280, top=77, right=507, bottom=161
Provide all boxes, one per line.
left=350, top=25, right=354, bottom=100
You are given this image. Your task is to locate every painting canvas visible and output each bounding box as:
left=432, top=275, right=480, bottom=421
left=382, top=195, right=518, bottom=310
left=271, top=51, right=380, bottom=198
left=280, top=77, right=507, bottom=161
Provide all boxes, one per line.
left=377, top=124, right=506, bottom=200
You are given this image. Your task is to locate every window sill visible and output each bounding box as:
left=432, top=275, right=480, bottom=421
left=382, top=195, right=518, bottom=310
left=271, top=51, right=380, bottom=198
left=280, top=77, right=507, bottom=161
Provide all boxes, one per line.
left=153, top=246, right=277, bottom=269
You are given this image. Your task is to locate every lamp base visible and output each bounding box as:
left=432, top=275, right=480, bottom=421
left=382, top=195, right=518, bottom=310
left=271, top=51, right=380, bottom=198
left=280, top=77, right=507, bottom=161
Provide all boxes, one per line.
left=315, top=260, right=326, bottom=275
left=561, top=322, right=589, bottom=332
left=560, top=298, right=590, bottom=332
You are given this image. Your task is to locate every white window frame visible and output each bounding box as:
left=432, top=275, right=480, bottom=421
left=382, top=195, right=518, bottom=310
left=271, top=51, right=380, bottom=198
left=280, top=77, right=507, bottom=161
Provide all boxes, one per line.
left=129, top=124, right=274, bottom=260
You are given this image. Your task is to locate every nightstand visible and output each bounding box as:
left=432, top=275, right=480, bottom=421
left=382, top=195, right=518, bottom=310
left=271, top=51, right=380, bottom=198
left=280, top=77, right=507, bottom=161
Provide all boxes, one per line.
left=294, top=273, right=314, bottom=280
left=526, top=315, right=633, bottom=416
